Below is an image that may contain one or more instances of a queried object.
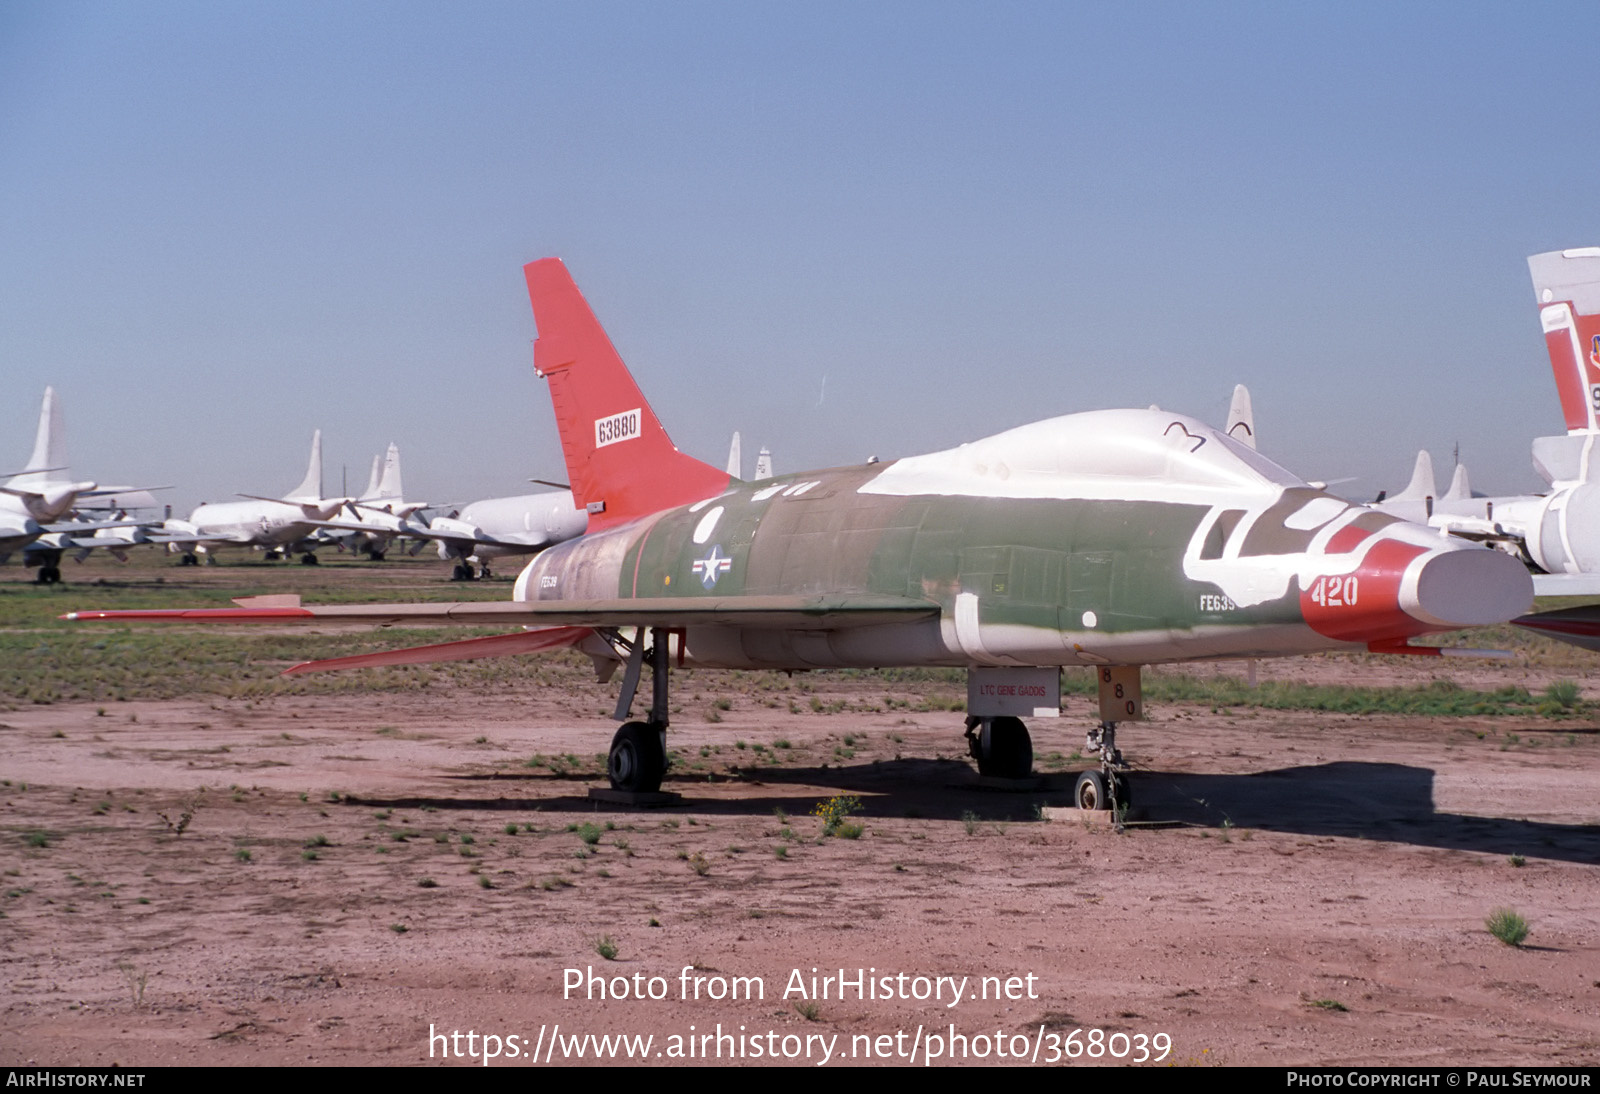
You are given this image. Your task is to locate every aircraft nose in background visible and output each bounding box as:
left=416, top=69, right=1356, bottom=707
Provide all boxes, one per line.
left=1402, top=546, right=1534, bottom=629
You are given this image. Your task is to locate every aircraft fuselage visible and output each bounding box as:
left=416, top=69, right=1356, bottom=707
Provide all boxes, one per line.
left=516, top=409, right=1532, bottom=670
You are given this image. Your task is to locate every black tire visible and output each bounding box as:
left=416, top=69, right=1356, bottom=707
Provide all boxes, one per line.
left=609, top=721, right=667, bottom=793
left=369, top=551, right=386, bottom=562
left=973, top=715, right=1033, bottom=779
left=300, top=553, right=319, bottom=565
left=1074, top=770, right=1110, bottom=811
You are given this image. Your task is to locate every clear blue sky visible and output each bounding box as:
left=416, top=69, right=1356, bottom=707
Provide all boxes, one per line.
left=4, top=1, right=1598, bottom=514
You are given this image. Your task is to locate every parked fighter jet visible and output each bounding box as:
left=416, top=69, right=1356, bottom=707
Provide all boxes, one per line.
left=161, top=431, right=350, bottom=565
left=67, top=260, right=1535, bottom=810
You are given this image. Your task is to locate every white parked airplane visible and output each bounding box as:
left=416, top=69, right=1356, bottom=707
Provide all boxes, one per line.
left=161, top=430, right=351, bottom=565
left=1375, top=248, right=1600, bottom=594
left=425, top=490, right=589, bottom=580
left=315, top=443, right=433, bottom=561
left=2, top=388, right=160, bottom=582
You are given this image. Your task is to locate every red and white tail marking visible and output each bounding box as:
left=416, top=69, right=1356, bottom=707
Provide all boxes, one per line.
left=524, top=259, right=728, bottom=531
left=1530, top=248, right=1600, bottom=434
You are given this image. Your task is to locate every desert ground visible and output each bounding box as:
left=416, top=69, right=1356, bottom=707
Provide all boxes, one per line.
left=1, top=553, right=1597, bottom=1067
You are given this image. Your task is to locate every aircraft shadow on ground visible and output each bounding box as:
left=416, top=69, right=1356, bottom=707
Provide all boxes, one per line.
left=1126, top=760, right=1599, bottom=866
left=347, top=758, right=1599, bottom=865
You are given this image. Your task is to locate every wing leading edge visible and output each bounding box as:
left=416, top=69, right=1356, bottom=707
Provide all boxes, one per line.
left=64, top=593, right=940, bottom=631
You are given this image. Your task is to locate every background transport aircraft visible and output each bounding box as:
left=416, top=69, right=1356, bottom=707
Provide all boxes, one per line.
left=159, top=430, right=352, bottom=565
left=2, top=387, right=161, bottom=583
left=1375, top=248, right=1600, bottom=596
left=422, top=490, right=589, bottom=580
left=313, top=443, right=431, bottom=561
left=67, top=259, right=1535, bottom=812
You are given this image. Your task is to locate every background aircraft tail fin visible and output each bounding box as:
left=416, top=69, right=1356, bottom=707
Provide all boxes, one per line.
left=285, top=430, right=324, bottom=502
left=360, top=455, right=382, bottom=501
left=9, top=387, right=68, bottom=492
left=376, top=442, right=403, bottom=500
left=1394, top=450, right=1436, bottom=502
left=1529, top=248, right=1600, bottom=434
left=524, top=259, right=728, bottom=529
left=1443, top=462, right=1471, bottom=502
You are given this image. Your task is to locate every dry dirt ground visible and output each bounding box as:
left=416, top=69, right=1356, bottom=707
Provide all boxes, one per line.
left=1, top=564, right=1598, bottom=1067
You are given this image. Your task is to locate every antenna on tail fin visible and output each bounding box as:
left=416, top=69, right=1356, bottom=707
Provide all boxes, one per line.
left=524, top=259, right=729, bottom=530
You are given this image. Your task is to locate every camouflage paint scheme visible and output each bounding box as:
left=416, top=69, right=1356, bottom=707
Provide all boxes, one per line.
left=515, top=406, right=1531, bottom=672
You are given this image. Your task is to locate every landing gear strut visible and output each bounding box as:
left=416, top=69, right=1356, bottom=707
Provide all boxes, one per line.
left=964, top=715, right=1034, bottom=779
left=1074, top=722, right=1130, bottom=811
left=1076, top=666, right=1141, bottom=812
left=605, top=628, right=673, bottom=793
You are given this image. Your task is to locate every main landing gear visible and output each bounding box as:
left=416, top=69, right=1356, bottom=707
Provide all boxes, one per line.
left=964, top=715, right=1034, bottom=780
left=603, top=628, right=674, bottom=794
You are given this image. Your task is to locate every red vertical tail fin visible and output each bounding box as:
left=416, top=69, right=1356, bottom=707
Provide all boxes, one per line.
left=1530, top=248, right=1600, bottom=434
left=524, top=259, right=729, bottom=531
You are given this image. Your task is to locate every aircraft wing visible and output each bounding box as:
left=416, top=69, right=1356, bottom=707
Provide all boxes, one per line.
left=299, top=517, right=540, bottom=552
left=64, top=592, right=941, bottom=630
left=1530, top=573, right=1600, bottom=596
left=1512, top=604, right=1600, bottom=652
left=40, top=518, right=145, bottom=535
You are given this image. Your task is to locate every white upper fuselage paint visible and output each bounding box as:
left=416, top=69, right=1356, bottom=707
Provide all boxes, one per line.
left=859, top=408, right=1477, bottom=611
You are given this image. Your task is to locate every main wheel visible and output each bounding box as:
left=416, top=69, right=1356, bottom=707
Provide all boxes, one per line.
left=608, top=721, right=667, bottom=793
left=970, top=716, right=1033, bottom=779
left=1074, top=770, right=1110, bottom=811
left=300, top=552, right=319, bottom=565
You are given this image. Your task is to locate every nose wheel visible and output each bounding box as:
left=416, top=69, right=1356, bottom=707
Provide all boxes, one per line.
left=1072, top=766, right=1130, bottom=812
